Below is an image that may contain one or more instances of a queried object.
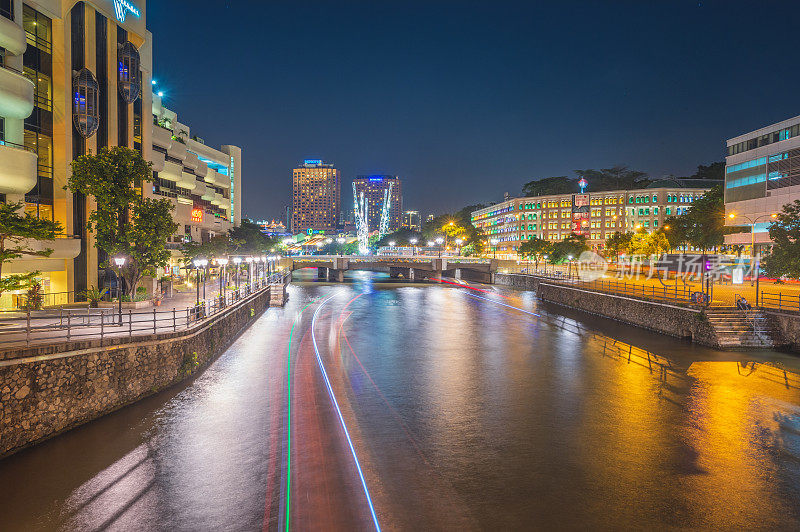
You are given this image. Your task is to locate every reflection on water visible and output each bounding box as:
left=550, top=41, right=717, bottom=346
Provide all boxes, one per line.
left=1, top=270, right=800, bottom=530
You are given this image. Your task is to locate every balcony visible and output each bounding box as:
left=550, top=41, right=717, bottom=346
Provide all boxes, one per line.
left=0, top=141, right=37, bottom=195
left=177, top=170, right=196, bottom=190
left=151, top=123, right=172, bottom=149
left=24, top=236, right=82, bottom=260
left=0, top=14, right=25, bottom=56
left=0, top=64, right=34, bottom=119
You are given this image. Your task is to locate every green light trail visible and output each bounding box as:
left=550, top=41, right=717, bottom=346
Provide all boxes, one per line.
left=286, top=303, right=312, bottom=532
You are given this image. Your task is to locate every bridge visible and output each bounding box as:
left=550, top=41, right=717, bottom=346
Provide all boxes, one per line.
left=286, top=255, right=498, bottom=283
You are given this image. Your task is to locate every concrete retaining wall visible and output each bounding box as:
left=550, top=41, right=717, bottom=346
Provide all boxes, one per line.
left=0, top=287, right=272, bottom=458
left=536, top=283, right=720, bottom=347
left=494, top=272, right=541, bottom=290
left=766, top=311, right=800, bottom=351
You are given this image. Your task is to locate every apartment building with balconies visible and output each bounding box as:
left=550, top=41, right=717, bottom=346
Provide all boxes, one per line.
left=150, top=94, right=242, bottom=276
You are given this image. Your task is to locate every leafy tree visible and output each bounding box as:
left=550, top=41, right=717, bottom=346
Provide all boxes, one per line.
left=629, top=229, right=670, bottom=256
left=690, top=162, right=724, bottom=181
left=549, top=234, right=589, bottom=264
left=763, top=200, right=800, bottom=279
left=522, top=176, right=574, bottom=197
left=518, top=236, right=552, bottom=269
left=68, top=147, right=178, bottom=298
left=0, top=201, right=62, bottom=298
left=229, top=219, right=276, bottom=255
left=374, top=228, right=423, bottom=248
left=604, top=231, right=633, bottom=261
left=663, top=215, right=690, bottom=251
left=682, top=186, right=727, bottom=252
left=575, top=166, right=651, bottom=192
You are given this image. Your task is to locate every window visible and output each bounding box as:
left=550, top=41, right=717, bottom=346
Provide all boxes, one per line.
left=23, top=68, right=52, bottom=111
left=23, top=5, right=52, bottom=54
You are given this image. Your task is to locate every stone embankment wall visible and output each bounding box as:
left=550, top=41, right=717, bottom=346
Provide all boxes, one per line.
left=0, top=288, right=272, bottom=458
left=766, top=311, right=800, bottom=351
left=492, top=274, right=720, bottom=346
left=536, top=283, right=719, bottom=345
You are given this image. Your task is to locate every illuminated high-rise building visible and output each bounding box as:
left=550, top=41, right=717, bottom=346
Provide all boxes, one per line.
left=352, top=175, right=402, bottom=232
left=402, top=210, right=421, bottom=231
left=292, top=159, right=340, bottom=232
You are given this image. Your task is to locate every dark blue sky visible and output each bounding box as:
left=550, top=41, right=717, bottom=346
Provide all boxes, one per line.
left=148, top=1, right=800, bottom=220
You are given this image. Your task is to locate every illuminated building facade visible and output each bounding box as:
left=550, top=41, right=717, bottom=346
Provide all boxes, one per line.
left=292, top=159, right=339, bottom=232
left=402, top=210, right=421, bottom=231
left=0, top=0, right=154, bottom=305
left=150, top=94, right=242, bottom=276
left=352, top=175, right=402, bottom=232
left=471, top=182, right=711, bottom=259
left=723, top=114, right=800, bottom=253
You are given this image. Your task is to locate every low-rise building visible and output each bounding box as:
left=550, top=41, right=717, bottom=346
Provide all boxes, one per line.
left=724, top=114, right=800, bottom=253
left=471, top=181, right=712, bottom=259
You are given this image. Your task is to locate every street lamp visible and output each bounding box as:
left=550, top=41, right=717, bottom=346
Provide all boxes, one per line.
left=490, top=238, right=498, bottom=259
left=245, top=256, right=254, bottom=289
left=217, top=258, right=228, bottom=307
left=455, top=238, right=463, bottom=256
left=233, top=257, right=242, bottom=289
left=435, top=237, right=444, bottom=258
left=567, top=254, right=574, bottom=280
left=336, top=236, right=346, bottom=256
left=113, top=256, right=125, bottom=324
left=543, top=254, right=548, bottom=275
left=193, top=258, right=208, bottom=301
left=410, top=237, right=418, bottom=257
left=728, top=212, right=778, bottom=306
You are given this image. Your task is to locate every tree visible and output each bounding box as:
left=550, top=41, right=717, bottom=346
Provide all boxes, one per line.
left=522, top=176, right=574, bottom=197
left=0, top=202, right=62, bottom=298
left=629, top=229, right=670, bottom=257
left=68, top=147, right=178, bottom=297
left=690, top=162, right=724, bottom=181
left=663, top=215, right=690, bottom=251
left=682, top=186, right=727, bottom=252
left=604, top=231, right=633, bottom=261
left=575, top=166, right=651, bottom=192
left=549, top=234, right=589, bottom=263
left=229, top=219, right=276, bottom=255
left=518, top=237, right=552, bottom=269
left=763, top=200, right=800, bottom=279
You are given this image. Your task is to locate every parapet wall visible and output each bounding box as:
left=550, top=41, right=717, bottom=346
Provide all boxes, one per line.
left=0, top=288, right=272, bottom=458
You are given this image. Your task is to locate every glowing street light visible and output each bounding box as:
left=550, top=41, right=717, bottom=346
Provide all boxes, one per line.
left=113, top=256, right=126, bottom=324
left=233, top=257, right=242, bottom=288
left=217, top=258, right=228, bottom=307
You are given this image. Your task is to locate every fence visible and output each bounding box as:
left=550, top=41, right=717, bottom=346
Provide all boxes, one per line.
left=0, top=273, right=287, bottom=349
left=760, top=291, right=800, bottom=313
left=526, top=273, right=697, bottom=306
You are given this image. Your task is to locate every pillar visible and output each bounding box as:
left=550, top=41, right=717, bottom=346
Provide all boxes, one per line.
left=317, top=267, right=327, bottom=279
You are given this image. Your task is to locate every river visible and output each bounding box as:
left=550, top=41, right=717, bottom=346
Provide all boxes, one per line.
left=2, top=270, right=800, bottom=530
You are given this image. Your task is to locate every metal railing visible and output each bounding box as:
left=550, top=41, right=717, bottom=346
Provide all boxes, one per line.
left=760, top=291, right=800, bottom=313
left=526, top=273, right=696, bottom=306
left=0, top=273, right=288, bottom=349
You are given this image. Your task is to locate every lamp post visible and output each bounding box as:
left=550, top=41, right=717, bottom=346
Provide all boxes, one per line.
left=245, top=256, right=254, bottom=291
left=193, top=258, right=208, bottom=301
left=389, top=240, right=396, bottom=256
left=260, top=256, right=266, bottom=284
left=217, top=258, right=228, bottom=307
left=543, top=254, right=548, bottom=275
left=410, top=237, right=418, bottom=257
left=192, top=259, right=203, bottom=305
left=567, top=254, right=574, bottom=280
left=233, top=257, right=241, bottom=290
left=455, top=238, right=463, bottom=256
left=728, top=212, right=778, bottom=306
left=435, top=237, right=444, bottom=258
left=337, top=237, right=345, bottom=256
left=113, top=256, right=126, bottom=324
left=490, top=238, right=498, bottom=259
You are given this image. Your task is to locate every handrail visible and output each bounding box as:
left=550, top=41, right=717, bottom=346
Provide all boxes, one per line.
left=0, top=140, right=36, bottom=153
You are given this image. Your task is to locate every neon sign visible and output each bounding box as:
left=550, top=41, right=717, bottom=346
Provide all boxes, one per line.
left=113, top=0, right=140, bottom=23
left=304, top=159, right=322, bottom=165
left=191, top=208, right=203, bottom=223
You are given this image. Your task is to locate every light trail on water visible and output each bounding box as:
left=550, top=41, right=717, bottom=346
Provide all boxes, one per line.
left=312, top=295, right=382, bottom=532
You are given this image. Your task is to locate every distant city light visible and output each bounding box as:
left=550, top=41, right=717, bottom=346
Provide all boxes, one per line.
left=151, top=79, right=157, bottom=85
left=157, top=91, right=164, bottom=97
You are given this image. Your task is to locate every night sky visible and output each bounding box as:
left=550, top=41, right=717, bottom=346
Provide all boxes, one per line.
left=147, top=1, right=800, bottom=221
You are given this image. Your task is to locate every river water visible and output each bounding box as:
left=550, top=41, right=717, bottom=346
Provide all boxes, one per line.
left=2, top=270, right=800, bottom=531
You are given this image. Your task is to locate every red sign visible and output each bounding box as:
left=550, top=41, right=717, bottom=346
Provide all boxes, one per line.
left=191, top=208, right=203, bottom=223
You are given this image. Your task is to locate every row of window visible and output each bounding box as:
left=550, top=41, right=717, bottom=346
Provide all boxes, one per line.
left=728, top=123, right=800, bottom=156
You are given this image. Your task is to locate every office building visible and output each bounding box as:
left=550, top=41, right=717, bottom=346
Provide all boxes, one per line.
left=402, top=210, right=421, bottom=232
left=150, top=94, right=242, bottom=277
left=724, top=115, right=800, bottom=253
left=292, top=159, right=339, bottom=233
left=471, top=181, right=711, bottom=260
left=352, top=175, right=402, bottom=232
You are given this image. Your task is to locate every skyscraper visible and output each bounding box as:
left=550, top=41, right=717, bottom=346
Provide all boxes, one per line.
left=292, top=159, right=340, bottom=233
left=402, top=210, right=421, bottom=231
left=352, top=175, right=402, bottom=232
